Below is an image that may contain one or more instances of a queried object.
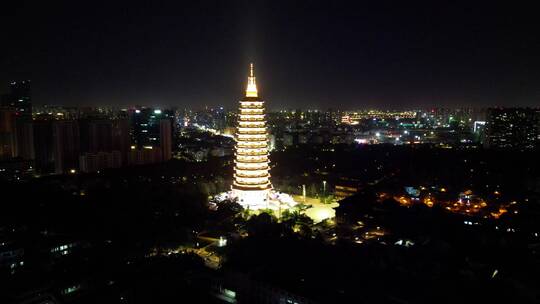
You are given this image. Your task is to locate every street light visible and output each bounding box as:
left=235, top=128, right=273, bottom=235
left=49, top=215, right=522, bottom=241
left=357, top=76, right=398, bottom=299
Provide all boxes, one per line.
left=322, top=180, right=327, bottom=203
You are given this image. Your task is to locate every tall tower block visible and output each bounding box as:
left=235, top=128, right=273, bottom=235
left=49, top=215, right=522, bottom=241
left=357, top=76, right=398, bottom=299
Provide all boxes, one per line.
left=232, top=63, right=272, bottom=209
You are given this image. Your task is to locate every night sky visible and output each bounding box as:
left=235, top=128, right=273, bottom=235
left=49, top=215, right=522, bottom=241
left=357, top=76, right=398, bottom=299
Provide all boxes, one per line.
left=2, top=1, right=539, bottom=109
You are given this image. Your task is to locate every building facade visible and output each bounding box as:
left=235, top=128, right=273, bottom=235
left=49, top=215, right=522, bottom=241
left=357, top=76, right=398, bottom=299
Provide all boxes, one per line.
left=1, top=80, right=35, bottom=160
left=0, top=108, right=17, bottom=159
left=484, top=108, right=539, bottom=149
left=159, top=119, right=172, bottom=161
left=1, top=80, right=32, bottom=119
left=53, top=120, right=80, bottom=174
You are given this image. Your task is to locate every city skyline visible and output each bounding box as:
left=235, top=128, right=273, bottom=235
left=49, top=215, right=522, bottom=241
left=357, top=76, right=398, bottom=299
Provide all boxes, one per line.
left=2, top=1, right=540, bottom=109
left=2, top=3, right=540, bottom=302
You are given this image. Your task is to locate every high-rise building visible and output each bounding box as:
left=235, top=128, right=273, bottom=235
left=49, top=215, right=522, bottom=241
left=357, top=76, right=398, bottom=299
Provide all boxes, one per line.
left=1, top=80, right=32, bottom=118
left=33, top=120, right=55, bottom=173
left=484, top=108, right=539, bottom=150
left=79, top=118, right=130, bottom=162
left=78, top=118, right=130, bottom=170
left=133, top=108, right=165, bottom=148
left=111, top=119, right=130, bottom=165
left=130, top=108, right=172, bottom=165
left=15, top=121, right=35, bottom=160
left=53, top=120, right=80, bottom=174
left=232, top=64, right=272, bottom=208
left=127, top=146, right=163, bottom=165
left=1, top=80, right=35, bottom=160
left=87, top=120, right=113, bottom=153
left=160, top=119, right=172, bottom=161
left=79, top=151, right=121, bottom=173
left=0, top=108, right=17, bottom=159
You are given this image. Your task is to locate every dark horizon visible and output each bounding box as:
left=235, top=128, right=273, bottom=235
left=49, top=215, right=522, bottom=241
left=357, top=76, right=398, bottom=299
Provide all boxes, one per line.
left=2, top=1, right=540, bottom=109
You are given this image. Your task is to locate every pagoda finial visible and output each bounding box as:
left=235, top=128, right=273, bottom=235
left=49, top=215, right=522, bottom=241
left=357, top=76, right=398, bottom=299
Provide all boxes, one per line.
left=245, top=63, right=258, bottom=97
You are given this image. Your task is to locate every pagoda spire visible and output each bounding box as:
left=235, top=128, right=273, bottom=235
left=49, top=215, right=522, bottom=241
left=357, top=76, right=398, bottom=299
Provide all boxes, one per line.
left=245, top=63, right=258, bottom=97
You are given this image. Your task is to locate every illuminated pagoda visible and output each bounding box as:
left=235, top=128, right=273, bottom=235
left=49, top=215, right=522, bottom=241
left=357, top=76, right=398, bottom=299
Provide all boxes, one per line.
left=232, top=63, right=273, bottom=208
left=206, top=63, right=296, bottom=211
left=212, top=64, right=296, bottom=211
left=209, top=66, right=337, bottom=220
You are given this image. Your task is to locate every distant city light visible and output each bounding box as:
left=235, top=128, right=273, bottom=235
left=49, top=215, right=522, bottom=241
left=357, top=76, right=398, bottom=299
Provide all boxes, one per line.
left=355, top=139, right=368, bottom=144
left=218, top=236, right=227, bottom=247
